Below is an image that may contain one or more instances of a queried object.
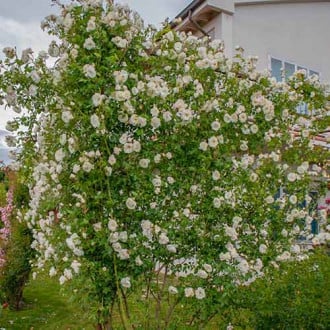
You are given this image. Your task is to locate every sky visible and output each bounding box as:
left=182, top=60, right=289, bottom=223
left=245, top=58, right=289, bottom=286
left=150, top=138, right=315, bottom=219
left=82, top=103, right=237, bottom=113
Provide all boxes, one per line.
left=0, top=0, right=192, bottom=161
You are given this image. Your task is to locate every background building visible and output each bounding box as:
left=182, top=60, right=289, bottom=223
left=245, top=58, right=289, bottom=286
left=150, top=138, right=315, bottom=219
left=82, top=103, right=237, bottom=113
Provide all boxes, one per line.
left=174, top=0, right=330, bottom=229
left=174, top=0, right=330, bottom=83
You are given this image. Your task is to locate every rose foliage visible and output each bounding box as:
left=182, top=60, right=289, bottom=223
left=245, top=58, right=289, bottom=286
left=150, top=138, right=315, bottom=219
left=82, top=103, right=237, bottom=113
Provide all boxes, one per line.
left=0, top=0, right=329, bottom=328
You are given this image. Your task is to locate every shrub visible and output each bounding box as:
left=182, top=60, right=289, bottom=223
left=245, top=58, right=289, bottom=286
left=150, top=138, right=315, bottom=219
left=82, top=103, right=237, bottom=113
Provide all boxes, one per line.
left=0, top=219, right=33, bottom=310
left=0, top=177, right=33, bottom=311
left=227, top=249, right=330, bottom=329
left=0, top=0, right=329, bottom=327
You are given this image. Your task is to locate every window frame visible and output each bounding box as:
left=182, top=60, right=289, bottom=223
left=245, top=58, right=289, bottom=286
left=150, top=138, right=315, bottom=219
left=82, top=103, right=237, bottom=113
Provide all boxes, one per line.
left=268, top=55, right=320, bottom=82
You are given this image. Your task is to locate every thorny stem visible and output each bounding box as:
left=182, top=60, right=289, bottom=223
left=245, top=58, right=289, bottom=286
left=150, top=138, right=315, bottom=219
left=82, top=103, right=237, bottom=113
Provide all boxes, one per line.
left=155, top=265, right=168, bottom=330
left=163, top=297, right=181, bottom=329
left=113, top=255, right=133, bottom=330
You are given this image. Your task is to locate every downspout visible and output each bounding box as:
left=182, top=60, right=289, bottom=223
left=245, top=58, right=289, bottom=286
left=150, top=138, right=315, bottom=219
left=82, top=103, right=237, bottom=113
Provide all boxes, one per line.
left=188, top=10, right=210, bottom=38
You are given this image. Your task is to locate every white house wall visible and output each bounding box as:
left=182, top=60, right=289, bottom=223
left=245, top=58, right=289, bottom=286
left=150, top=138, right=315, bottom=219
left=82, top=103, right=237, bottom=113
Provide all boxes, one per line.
left=233, top=2, right=330, bottom=82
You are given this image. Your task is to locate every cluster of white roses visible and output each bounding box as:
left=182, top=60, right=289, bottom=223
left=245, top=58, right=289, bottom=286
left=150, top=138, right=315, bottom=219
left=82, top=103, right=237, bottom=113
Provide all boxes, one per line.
left=1, top=0, right=328, bottom=314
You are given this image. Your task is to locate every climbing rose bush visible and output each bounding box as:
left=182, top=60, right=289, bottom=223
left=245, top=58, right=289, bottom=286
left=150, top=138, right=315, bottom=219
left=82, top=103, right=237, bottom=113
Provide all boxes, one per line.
left=0, top=0, right=329, bottom=327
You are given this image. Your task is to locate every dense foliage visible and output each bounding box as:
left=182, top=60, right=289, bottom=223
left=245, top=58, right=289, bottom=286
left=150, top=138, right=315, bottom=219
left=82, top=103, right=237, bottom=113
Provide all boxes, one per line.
left=0, top=0, right=329, bottom=328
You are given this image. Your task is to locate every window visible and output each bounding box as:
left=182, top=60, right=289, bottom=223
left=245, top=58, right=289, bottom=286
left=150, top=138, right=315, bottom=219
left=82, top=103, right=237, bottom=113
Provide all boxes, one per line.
left=270, top=57, right=319, bottom=82
left=270, top=57, right=319, bottom=115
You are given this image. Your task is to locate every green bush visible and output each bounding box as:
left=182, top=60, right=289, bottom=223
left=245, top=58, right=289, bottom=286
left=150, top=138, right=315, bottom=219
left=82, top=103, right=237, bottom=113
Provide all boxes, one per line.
left=227, top=249, right=330, bottom=329
left=0, top=219, right=33, bottom=310
left=0, top=183, right=7, bottom=206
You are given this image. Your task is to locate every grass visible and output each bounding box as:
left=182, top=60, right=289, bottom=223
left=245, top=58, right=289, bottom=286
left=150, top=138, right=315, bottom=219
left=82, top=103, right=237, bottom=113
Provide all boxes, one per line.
left=0, top=275, right=94, bottom=330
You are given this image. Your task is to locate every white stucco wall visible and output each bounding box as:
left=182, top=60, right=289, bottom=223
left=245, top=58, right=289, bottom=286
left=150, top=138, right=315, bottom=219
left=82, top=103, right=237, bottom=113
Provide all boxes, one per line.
left=233, top=2, right=330, bottom=82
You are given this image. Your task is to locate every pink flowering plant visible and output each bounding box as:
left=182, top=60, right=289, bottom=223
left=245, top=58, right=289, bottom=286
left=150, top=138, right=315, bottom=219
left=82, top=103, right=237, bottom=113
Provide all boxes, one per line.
left=0, top=188, right=13, bottom=268
left=0, top=0, right=329, bottom=328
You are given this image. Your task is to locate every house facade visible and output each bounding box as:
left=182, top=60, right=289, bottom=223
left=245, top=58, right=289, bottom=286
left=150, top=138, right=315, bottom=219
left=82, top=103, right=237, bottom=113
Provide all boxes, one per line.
left=174, top=0, right=330, bottom=83
left=174, top=0, right=330, bottom=231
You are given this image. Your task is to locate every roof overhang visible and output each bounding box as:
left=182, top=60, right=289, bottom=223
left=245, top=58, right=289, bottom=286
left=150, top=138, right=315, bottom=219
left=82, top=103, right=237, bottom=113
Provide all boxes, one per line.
left=173, top=0, right=234, bottom=33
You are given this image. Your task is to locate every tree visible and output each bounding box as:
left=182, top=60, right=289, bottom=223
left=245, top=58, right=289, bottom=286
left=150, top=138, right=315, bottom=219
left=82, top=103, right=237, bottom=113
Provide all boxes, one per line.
left=0, top=0, right=329, bottom=328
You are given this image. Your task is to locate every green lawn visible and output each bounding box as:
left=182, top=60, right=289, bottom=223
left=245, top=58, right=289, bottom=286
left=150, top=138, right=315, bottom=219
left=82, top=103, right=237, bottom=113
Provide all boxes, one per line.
left=1, top=252, right=329, bottom=329
left=0, top=275, right=94, bottom=330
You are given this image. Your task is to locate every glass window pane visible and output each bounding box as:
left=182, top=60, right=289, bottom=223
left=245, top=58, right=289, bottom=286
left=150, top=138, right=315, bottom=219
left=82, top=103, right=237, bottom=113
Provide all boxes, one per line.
left=297, top=102, right=308, bottom=115
left=284, top=62, right=295, bottom=80
left=271, top=58, right=282, bottom=82
left=309, top=70, right=319, bottom=77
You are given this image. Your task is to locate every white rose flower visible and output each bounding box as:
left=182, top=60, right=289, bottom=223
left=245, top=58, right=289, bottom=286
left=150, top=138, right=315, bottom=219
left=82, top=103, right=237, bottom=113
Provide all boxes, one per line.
left=90, top=114, right=100, bottom=128
left=166, top=244, right=177, bottom=253
left=208, top=136, right=218, bottom=148
left=211, top=121, right=221, bottom=131
left=250, top=124, right=259, bottom=134
left=239, top=112, right=247, bottom=123
left=152, top=176, right=162, bottom=187
left=118, top=249, right=130, bottom=260
left=259, top=244, right=267, bottom=254
left=154, top=154, right=161, bottom=163
left=250, top=172, right=258, bottom=182
left=158, top=233, right=169, bottom=245
left=59, top=275, right=67, bottom=285
left=108, top=155, right=116, bottom=165
left=204, top=264, right=212, bottom=273
left=93, top=222, right=102, bottom=231
left=64, top=268, right=73, bottom=280
left=123, top=143, right=133, bottom=154
left=71, top=260, right=81, bottom=274
left=120, top=277, right=131, bottom=289
left=87, top=17, right=96, bottom=31
left=224, top=113, right=232, bottom=123
left=212, top=170, right=220, bottom=181
left=240, top=141, right=248, bottom=151
left=112, top=36, right=128, bottom=48
left=55, top=148, right=65, bottom=162
left=289, top=195, right=297, bottom=204
left=238, top=259, right=250, bottom=274
left=276, top=251, right=291, bottom=262
left=62, top=110, right=73, bottom=123
left=132, top=140, right=141, bottom=152
left=265, top=196, right=274, bottom=204
left=281, top=229, right=288, bottom=237
left=138, top=116, right=147, bottom=127
left=167, top=176, right=175, bottom=184
left=150, top=106, right=159, bottom=117
left=82, top=161, right=94, bottom=172
left=84, top=37, right=96, bottom=50
left=213, top=197, right=222, bottom=208
left=168, top=286, right=178, bottom=295
left=219, top=252, right=231, bottom=261
left=49, top=267, right=57, bottom=277
left=184, top=287, right=194, bottom=298
left=108, top=219, right=118, bottom=232
left=291, top=244, right=301, bottom=254
left=163, top=111, right=172, bottom=122
left=195, top=287, right=206, bottom=300
left=139, top=158, right=150, bottom=168
left=92, top=93, right=103, bottom=107
left=197, top=269, right=208, bottom=279
left=287, top=172, right=297, bottom=182
left=119, top=231, right=128, bottom=242
left=30, top=70, right=41, bottom=83
left=199, top=141, right=208, bottom=151
left=135, top=256, right=143, bottom=266
left=151, top=117, right=161, bottom=129
left=73, top=164, right=80, bottom=174
left=126, top=198, right=137, bottom=210
left=83, top=64, right=96, bottom=78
